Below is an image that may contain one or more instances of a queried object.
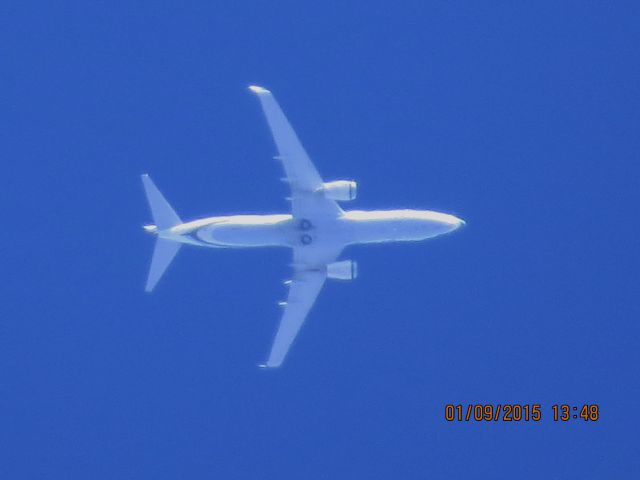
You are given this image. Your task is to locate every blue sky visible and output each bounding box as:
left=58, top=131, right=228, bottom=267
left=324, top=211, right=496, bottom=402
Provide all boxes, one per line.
left=2, top=2, right=639, bottom=478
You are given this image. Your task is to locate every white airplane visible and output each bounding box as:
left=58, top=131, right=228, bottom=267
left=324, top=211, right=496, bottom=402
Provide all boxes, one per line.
left=142, top=85, right=465, bottom=368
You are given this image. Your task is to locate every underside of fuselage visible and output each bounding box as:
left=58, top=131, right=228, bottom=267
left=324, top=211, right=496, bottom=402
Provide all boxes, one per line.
left=159, top=209, right=464, bottom=249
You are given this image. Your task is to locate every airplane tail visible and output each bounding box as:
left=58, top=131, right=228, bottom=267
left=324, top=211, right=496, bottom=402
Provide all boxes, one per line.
left=141, top=174, right=183, bottom=292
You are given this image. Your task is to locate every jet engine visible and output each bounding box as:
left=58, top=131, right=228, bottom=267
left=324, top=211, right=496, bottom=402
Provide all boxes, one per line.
left=326, top=260, right=358, bottom=280
left=320, top=180, right=357, bottom=201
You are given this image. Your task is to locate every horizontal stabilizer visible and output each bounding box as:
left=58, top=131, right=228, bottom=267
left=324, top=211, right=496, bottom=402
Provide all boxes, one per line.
left=145, top=238, right=181, bottom=292
left=141, top=174, right=181, bottom=230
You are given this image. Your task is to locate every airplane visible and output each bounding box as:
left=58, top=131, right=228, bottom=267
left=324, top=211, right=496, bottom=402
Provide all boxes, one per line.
left=141, top=85, right=465, bottom=368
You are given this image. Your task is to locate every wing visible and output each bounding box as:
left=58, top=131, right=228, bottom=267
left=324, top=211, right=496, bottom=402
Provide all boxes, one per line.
left=261, top=269, right=326, bottom=368
left=249, top=86, right=342, bottom=219
left=260, top=243, right=343, bottom=368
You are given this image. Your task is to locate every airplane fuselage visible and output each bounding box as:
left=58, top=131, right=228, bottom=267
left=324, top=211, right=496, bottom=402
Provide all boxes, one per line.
left=156, top=209, right=464, bottom=250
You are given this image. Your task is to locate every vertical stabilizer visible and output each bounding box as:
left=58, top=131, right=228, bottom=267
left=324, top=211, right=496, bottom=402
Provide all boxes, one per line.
left=141, top=174, right=181, bottom=230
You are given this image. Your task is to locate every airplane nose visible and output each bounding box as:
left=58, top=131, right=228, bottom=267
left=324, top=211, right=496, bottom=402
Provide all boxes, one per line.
left=447, top=216, right=465, bottom=231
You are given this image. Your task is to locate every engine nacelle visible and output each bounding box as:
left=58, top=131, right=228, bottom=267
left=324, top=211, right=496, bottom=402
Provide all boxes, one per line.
left=326, top=260, right=358, bottom=281
left=320, top=180, right=357, bottom=201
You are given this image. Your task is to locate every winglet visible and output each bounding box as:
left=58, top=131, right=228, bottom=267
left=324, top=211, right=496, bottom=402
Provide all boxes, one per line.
left=248, top=85, right=271, bottom=95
